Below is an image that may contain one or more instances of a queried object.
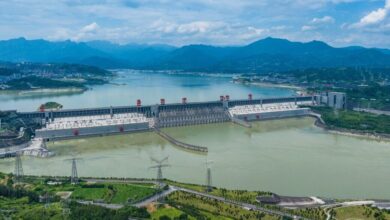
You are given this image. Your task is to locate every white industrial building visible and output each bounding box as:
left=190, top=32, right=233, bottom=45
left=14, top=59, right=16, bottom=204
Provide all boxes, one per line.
left=229, top=102, right=310, bottom=121
left=35, top=113, right=150, bottom=140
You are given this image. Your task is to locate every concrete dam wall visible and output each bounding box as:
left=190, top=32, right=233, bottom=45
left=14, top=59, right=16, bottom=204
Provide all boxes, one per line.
left=19, top=96, right=316, bottom=142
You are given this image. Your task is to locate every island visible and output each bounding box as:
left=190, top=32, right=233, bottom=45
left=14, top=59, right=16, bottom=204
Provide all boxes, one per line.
left=38, top=102, right=63, bottom=111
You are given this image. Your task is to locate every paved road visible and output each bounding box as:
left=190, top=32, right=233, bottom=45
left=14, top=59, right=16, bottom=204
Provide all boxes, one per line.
left=77, top=200, right=124, bottom=209
left=173, top=186, right=308, bottom=220
left=134, top=186, right=177, bottom=208
left=81, top=178, right=308, bottom=219
left=83, top=178, right=156, bottom=185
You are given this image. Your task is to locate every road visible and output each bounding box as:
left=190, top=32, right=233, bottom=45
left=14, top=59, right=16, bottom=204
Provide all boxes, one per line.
left=83, top=178, right=156, bottom=185
left=134, top=186, right=177, bottom=208
left=322, top=200, right=376, bottom=220
left=81, top=178, right=308, bottom=219
left=172, top=186, right=308, bottom=220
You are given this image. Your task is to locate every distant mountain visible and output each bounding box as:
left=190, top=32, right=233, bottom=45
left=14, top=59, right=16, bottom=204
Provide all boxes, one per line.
left=0, top=37, right=108, bottom=63
left=1, top=37, right=390, bottom=72
left=0, top=38, right=175, bottom=68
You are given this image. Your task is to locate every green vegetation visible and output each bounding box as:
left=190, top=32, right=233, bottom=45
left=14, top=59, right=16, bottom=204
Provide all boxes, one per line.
left=342, top=84, right=390, bottom=110
left=0, top=173, right=152, bottom=219
left=2, top=173, right=390, bottom=220
left=283, top=67, right=390, bottom=83
left=110, top=183, right=156, bottom=204
left=71, top=185, right=109, bottom=201
left=332, top=205, right=390, bottom=220
left=151, top=205, right=197, bottom=220
left=40, top=101, right=63, bottom=110
left=69, top=201, right=150, bottom=220
left=311, top=106, right=390, bottom=134
left=166, top=191, right=277, bottom=220
left=166, top=180, right=270, bottom=204
left=6, top=76, right=90, bottom=90
left=0, top=62, right=113, bottom=91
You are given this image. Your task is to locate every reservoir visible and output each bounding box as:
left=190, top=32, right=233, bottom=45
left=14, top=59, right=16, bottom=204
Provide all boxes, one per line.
left=0, top=70, right=389, bottom=200
left=0, top=70, right=295, bottom=111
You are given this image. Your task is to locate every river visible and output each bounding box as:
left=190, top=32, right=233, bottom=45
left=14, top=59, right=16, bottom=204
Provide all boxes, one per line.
left=0, top=70, right=295, bottom=111
left=0, top=70, right=389, bottom=199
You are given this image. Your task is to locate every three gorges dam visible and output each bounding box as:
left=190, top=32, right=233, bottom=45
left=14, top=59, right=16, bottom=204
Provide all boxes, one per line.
left=5, top=92, right=346, bottom=154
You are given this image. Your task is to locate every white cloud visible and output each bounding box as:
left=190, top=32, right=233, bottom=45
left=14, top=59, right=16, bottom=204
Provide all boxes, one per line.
left=311, top=16, right=335, bottom=24
left=301, top=25, right=316, bottom=31
left=352, top=0, right=390, bottom=27
left=302, top=15, right=334, bottom=31
left=48, top=22, right=100, bottom=41
left=81, top=22, right=99, bottom=33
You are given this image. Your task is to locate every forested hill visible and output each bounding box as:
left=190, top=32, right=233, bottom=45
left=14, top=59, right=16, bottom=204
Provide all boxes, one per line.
left=1, top=37, right=390, bottom=72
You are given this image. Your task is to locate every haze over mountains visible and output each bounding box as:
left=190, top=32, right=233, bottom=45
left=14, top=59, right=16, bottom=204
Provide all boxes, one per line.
left=1, top=37, right=390, bottom=73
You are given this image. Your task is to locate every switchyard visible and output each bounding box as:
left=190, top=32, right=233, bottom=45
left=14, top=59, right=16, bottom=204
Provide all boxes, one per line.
left=5, top=92, right=346, bottom=154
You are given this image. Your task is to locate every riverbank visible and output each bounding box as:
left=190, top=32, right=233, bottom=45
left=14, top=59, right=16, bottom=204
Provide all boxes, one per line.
left=0, top=87, right=86, bottom=96
left=314, top=119, right=390, bottom=142
left=310, top=109, right=390, bottom=142
left=233, top=80, right=306, bottom=95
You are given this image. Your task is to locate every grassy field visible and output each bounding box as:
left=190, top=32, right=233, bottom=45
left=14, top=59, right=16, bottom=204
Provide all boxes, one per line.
left=19, top=177, right=158, bottom=204
left=68, top=183, right=157, bottom=204
left=110, top=184, right=156, bottom=204
left=71, top=187, right=109, bottom=201
left=333, top=206, right=390, bottom=220
left=165, top=180, right=269, bottom=204
left=151, top=205, right=197, bottom=220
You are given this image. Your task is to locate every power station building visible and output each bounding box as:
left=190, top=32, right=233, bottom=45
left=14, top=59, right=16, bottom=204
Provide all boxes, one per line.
left=316, top=92, right=347, bottom=109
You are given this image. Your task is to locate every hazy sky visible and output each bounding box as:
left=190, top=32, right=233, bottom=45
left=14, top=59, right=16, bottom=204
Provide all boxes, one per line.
left=1, top=0, right=390, bottom=47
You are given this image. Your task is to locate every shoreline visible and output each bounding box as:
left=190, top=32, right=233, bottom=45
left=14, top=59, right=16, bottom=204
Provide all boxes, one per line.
left=233, top=81, right=306, bottom=95
left=313, top=118, right=390, bottom=142
left=0, top=87, right=86, bottom=96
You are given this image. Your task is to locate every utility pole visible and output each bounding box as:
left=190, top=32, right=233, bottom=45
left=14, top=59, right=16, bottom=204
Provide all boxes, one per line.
left=14, top=152, right=24, bottom=184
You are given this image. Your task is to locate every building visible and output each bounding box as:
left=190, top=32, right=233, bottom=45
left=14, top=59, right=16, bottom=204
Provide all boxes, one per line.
left=316, top=92, right=347, bottom=109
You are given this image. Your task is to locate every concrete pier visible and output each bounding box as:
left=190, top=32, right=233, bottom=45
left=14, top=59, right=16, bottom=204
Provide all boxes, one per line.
left=153, top=127, right=208, bottom=153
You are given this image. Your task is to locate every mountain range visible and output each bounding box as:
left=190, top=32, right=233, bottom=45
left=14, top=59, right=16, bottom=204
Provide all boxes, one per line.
left=1, top=37, right=390, bottom=72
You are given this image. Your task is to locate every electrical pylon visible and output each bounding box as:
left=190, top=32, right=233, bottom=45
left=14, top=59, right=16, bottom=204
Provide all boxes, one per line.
left=205, top=159, right=214, bottom=192
left=14, top=152, right=24, bottom=184
left=71, top=158, right=78, bottom=184
left=64, top=157, right=82, bottom=184
left=149, top=156, right=170, bottom=188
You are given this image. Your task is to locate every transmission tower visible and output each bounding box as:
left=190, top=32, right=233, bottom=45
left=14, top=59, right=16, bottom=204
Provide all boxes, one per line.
left=64, top=157, right=81, bottom=184
left=14, top=152, right=24, bottom=184
left=71, top=158, right=78, bottom=184
left=205, top=159, right=213, bottom=192
left=149, top=156, right=170, bottom=188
